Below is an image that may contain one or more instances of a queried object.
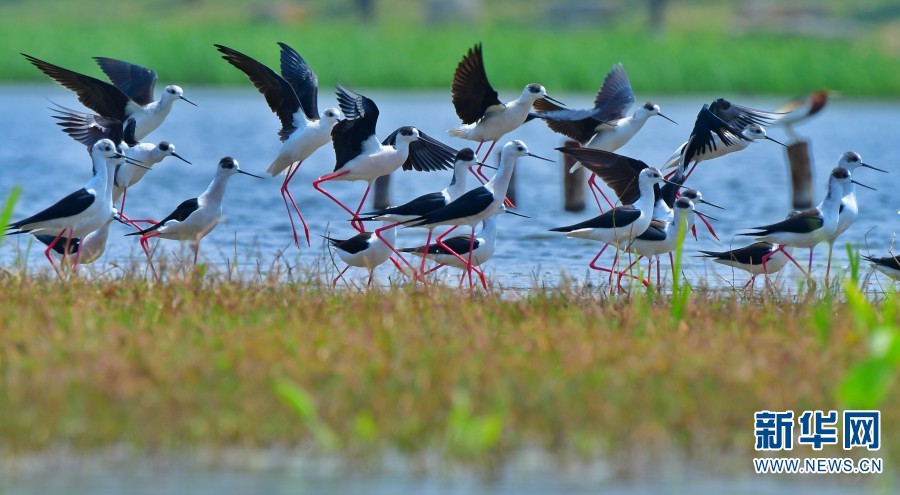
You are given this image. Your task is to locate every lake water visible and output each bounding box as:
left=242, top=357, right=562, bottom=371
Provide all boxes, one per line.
left=1, top=86, right=899, bottom=289
left=1, top=86, right=895, bottom=492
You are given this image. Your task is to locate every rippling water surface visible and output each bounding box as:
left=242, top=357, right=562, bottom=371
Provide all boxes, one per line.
left=1, top=86, right=898, bottom=289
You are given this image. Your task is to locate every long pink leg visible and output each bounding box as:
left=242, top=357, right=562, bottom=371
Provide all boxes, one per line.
left=350, top=181, right=374, bottom=233
left=435, top=226, right=487, bottom=282
left=465, top=226, right=477, bottom=289
left=312, top=170, right=358, bottom=227
left=138, top=233, right=162, bottom=281
left=281, top=161, right=311, bottom=247
left=587, top=174, right=614, bottom=211
left=418, top=228, right=434, bottom=275
left=332, top=266, right=351, bottom=288
left=696, top=214, right=719, bottom=240
left=375, top=222, right=420, bottom=281
left=119, top=188, right=128, bottom=215
left=588, top=244, right=610, bottom=272
left=683, top=162, right=699, bottom=181
left=764, top=246, right=810, bottom=279
left=43, top=229, right=66, bottom=278
left=743, top=275, right=756, bottom=290
left=423, top=263, right=447, bottom=276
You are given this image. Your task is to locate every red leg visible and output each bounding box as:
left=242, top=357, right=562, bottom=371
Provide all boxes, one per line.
left=418, top=228, right=434, bottom=275
left=435, top=226, right=481, bottom=276
left=281, top=161, right=311, bottom=247
left=587, top=174, right=614, bottom=211
left=367, top=269, right=375, bottom=288
left=375, top=223, right=420, bottom=281
left=468, top=167, right=487, bottom=186
left=617, top=256, right=641, bottom=288
left=350, top=181, right=374, bottom=233
left=193, top=240, right=200, bottom=266
left=808, top=247, right=814, bottom=274
left=474, top=141, right=484, bottom=156
left=42, top=229, right=66, bottom=278
left=332, top=265, right=351, bottom=288
left=743, top=275, right=756, bottom=290
left=119, top=188, right=127, bottom=215
left=312, top=170, right=358, bottom=226
left=696, top=214, right=719, bottom=240
left=423, top=263, right=447, bottom=276
left=683, top=162, right=699, bottom=181
left=466, top=226, right=477, bottom=289
left=588, top=244, right=610, bottom=272
left=139, top=233, right=160, bottom=281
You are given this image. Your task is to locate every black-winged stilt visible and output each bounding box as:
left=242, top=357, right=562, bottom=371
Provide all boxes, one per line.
left=215, top=43, right=344, bottom=248
left=315, top=85, right=457, bottom=233
left=823, top=151, right=886, bottom=280
left=7, top=139, right=138, bottom=272
left=773, top=90, right=832, bottom=142
left=401, top=215, right=497, bottom=289
left=699, top=242, right=790, bottom=289
left=23, top=54, right=195, bottom=141
left=405, top=140, right=551, bottom=288
left=325, top=223, right=398, bottom=288
left=447, top=42, right=561, bottom=183
left=126, top=157, right=263, bottom=279
left=741, top=167, right=855, bottom=278
left=864, top=254, right=900, bottom=281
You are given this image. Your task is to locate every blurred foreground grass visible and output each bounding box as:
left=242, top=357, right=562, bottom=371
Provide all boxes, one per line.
left=0, top=1, right=899, bottom=95
left=0, top=275, right=897, bottom=469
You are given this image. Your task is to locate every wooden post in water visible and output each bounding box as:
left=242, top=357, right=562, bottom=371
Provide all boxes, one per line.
left=786, top=141, right=814, bottom=210
left=561, top=140, right=586, bottom=212
left=373, top=173, right=391, bottom=210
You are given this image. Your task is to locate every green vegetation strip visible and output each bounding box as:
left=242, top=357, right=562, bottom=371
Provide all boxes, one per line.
left=0, top=277, right=897, bottom=466
left=0, top=10, right=898, bottom=95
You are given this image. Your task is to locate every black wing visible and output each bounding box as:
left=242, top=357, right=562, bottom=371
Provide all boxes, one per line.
left=402, top=234, right=479, bottom=255
left=277, top=42, right=319, bottom=121
left=682, top=105, right=740, bottom=165
left=700, top=242, right=775, bottom=265
left=593, top=63, right=635, bottom=122
left=325, top=232, right=373, bottom=254
left=23, top=54, right=129, bottom=121
left=550, top=206, right=642, bottom=232
left=332, top=86, right=380, bottom=171
left=451, top=43, right=502, bottom=124
left=50, top=103, right=130, bottom=149
left=34, top=234, right=81, bottom=255
left=382, top=129, right=458, bottom=172
left=360, top=192, right=448, bottom=220
left=636, top=222, right=667, bottom=242
left=743, top=209, right=824, bottom=236
left=659, top=167, right=686, bottom=208
left=533, top=99, right=603, bottom=144
left=406, top=187, right=493, bottom=227
left=864, top=255, right=900, bottom=271
left=93, top=57, right=158, bottom=106
left=709, top=98, right=778, bottom=129
left=557, top=147, right=648, bottom=205
left=127, top=198, right=199, bottom=236
left=215, top=44, right=302, bottom=142
left=8, top=188, right=95, bottom=231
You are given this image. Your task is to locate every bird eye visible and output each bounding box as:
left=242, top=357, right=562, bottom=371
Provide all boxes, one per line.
left=517, top=146, right=524, bottom=151
left=644, top=103, right=654, bottom=110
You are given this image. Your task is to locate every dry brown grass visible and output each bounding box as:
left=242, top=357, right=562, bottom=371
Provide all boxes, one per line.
left=0, top=275, right=897, bottom=470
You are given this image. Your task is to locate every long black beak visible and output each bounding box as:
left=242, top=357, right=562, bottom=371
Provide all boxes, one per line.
left=180, top=96, right=198, bottom=107
left=659, top=113, right=678, bottom=125
left=542, top=95, right=565, bottom=106
left=852, top=179, right=877, bottom=191
left=503, top=209, right=531, bottom=219
left=697, top=198, right=725, bottom=210
left=527, top=152, right=554, bottom=163
left=172, top=152, right=192, bottom=165
left=696, top=210, right=719, bottom=222
left=476, top=161, right=498, bottom=170
left=238, top=169, right=265, bottom=179
left=116, top=153, right=151, bottom=170
left=661, top=177, right=682, bottom=187
left=861, top=163, right=888, bottom=173
left=765, top=136, right=788, bottom=147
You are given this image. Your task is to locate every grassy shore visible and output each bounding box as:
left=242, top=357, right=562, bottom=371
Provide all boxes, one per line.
left=1, top=274, right=897, bottom=469
left=0, top=2, right=899, bottom=95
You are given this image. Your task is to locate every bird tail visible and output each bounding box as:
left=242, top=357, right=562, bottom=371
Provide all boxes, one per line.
left=549, top=226, right=575, bottom=233
left=266, top=156, right=295, bottom=177
left=663, top=151, right=681, bottom=170
left=447, top=127, right=471, bottom=139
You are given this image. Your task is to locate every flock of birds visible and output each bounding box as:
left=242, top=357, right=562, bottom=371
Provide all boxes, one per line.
left=5, top=42, right=900, bottom=290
